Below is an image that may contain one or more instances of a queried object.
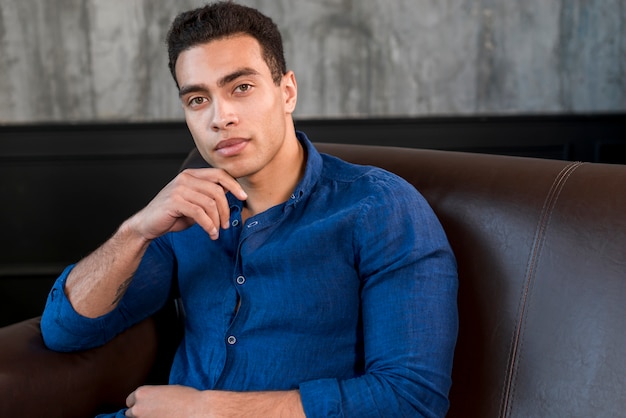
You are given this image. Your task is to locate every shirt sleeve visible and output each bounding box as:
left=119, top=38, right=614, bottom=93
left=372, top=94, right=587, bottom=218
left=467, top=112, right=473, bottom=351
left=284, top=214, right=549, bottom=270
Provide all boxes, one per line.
left=299, top=172, right=459, bottom=418
left=95, top=408, right=128, bottom=418
left=40, top=235, right=176, bottom=352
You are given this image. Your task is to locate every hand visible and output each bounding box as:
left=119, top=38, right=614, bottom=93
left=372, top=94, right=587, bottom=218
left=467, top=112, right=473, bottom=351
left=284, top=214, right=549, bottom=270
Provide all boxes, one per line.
left=125, top=385, right=206, bottom=418
left=131, top=168, right=247, bottom=241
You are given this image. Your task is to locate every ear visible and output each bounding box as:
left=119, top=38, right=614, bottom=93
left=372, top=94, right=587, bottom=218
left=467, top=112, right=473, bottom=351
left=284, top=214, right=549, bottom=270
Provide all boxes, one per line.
left=282, top=71, right=298, bottom=114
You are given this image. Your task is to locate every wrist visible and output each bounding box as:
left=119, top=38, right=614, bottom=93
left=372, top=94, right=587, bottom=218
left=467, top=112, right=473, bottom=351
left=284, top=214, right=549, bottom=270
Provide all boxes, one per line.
left=119, top=214, right=153, bottom=246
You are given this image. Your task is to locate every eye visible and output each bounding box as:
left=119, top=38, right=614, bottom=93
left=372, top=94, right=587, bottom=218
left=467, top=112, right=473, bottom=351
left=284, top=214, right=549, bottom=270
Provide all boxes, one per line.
left=188, top=96, right=207, bottom=107
left=235, top=84, right=252, bottom=93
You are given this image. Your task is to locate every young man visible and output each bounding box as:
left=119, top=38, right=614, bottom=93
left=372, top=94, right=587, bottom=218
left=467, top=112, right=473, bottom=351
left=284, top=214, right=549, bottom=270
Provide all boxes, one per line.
left=41, top=2, right=458, bottom=417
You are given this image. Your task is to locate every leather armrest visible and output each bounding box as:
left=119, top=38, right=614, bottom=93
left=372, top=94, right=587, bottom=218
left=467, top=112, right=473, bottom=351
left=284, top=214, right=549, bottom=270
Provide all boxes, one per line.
left=0, top=316, right=159, bottom=418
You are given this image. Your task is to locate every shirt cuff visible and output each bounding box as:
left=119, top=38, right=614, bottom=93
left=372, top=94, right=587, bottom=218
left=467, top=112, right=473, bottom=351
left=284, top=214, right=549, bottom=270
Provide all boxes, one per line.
left=40, top=264, right=116, bottom=351
left=299, top=378, right=343, bottom=418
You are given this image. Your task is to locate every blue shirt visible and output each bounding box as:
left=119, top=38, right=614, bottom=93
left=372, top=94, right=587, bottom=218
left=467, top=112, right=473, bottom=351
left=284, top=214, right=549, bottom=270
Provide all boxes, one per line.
left=41, top=132, right=458, bottom=417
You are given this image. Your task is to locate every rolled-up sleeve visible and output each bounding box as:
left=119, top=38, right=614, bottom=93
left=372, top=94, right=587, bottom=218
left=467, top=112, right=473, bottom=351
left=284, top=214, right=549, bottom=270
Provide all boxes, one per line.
left=41, top=236, right=176, bottom=352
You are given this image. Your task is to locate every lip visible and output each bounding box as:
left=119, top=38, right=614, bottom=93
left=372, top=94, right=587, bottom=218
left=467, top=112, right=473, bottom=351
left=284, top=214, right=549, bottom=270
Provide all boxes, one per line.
left=215, top=138, right=249, bottom=157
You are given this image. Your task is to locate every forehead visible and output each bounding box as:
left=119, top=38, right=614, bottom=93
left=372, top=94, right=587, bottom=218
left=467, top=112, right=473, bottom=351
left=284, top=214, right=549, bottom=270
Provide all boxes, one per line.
left=175, top=34, right=270, bottom=85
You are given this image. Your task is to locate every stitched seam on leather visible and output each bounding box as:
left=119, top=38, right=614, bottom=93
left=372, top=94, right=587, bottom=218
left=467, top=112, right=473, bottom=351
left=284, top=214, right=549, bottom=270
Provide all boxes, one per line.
left=499, top=162, right=583, bottom=418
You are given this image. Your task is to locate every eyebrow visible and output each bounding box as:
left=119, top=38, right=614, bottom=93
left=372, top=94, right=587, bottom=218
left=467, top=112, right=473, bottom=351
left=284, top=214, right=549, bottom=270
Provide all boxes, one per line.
left=217, top=67, right=260, bottom=87
left=178, top=67, right=261, bottom=98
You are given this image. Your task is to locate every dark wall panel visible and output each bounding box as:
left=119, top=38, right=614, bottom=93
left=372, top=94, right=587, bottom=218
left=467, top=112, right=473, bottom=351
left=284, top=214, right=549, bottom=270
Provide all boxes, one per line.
left=0, top=115, right=624, bottom=326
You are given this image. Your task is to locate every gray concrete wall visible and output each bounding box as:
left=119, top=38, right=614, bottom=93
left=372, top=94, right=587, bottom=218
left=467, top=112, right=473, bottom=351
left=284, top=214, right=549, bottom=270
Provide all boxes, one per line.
left=0, top=0, right=624, bottom=123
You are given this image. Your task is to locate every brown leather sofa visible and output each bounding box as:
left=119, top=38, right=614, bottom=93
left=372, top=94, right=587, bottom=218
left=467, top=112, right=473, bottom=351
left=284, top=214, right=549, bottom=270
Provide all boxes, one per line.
left=1, top=143, right=625, bottom=417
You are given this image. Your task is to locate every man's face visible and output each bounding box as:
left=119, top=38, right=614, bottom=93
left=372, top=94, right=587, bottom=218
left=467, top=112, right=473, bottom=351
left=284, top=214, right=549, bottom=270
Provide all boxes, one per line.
left=175, top=34, right=297, bottom=180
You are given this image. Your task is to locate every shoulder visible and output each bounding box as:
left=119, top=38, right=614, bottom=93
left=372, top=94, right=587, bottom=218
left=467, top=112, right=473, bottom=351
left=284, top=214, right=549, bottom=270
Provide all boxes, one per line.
left=317, top=153, right=442, bottom=236
left=319, top=152, right=421, bottom=201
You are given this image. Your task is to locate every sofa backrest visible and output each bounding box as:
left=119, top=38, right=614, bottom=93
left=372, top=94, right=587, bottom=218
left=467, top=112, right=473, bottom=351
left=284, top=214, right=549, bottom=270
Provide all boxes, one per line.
left=182, top=143, right=626, bottom=417
left=314, top=143, right=626, bottom=418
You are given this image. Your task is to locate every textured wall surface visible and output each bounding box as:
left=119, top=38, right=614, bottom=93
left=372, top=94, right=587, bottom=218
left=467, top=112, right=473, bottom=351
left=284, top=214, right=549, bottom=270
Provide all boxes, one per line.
left=0, top=0, right=624, bottom=123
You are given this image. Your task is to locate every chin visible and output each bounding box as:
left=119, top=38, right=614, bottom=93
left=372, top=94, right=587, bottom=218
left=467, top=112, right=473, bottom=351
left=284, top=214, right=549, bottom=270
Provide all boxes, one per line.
left=218, top=163, right=251, bottom=180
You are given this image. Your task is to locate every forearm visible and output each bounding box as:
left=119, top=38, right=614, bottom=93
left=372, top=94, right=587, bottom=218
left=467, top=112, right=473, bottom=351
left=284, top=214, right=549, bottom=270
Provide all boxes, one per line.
left=126, top=386, right=305, bottom=418
left=64, top=217, right=151, bottom=318
left=60, top=168, right=246, bottom=318
left=203, top=389, right=305, bottom=418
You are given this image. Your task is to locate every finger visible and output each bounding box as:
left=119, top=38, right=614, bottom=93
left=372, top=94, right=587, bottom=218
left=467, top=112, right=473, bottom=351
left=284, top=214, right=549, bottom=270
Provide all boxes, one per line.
left=185, top=168, right=248, bottom=202
left=216, top=174, right=248, bottom=202
left=173, top=182, right=230, bottom=235
left=199, top=181, right=233, bottom=230
left=126, top=390, right=136, bottom=408
left=170, top=172, right=225, bottom=232
left=175, top=193, right=222, bottom=239
left=182, top=169, right=246, bottom=230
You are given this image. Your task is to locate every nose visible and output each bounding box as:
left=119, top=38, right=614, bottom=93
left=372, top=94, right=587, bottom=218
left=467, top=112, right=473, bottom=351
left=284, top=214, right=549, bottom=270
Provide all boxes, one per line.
left=211, top=99, right=238, bottom=132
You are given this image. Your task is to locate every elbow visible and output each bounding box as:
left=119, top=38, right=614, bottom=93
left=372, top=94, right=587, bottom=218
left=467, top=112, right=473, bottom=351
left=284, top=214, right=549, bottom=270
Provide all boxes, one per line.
left=40, top=309, right=81, bottom=352
left=40, top=298, right=103, bottom=352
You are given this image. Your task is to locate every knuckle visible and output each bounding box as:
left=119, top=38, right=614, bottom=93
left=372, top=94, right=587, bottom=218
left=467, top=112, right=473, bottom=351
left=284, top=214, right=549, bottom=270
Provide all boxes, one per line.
left=134, top=385, right=151, bottom=398
left=177, top=169, right=193, bottom=181
left=204, top=196, right=218, bottom=208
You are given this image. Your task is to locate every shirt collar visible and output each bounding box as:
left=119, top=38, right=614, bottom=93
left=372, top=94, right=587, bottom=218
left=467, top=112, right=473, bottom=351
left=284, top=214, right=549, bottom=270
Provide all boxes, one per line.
left=288, top=131, right=322, bottom=207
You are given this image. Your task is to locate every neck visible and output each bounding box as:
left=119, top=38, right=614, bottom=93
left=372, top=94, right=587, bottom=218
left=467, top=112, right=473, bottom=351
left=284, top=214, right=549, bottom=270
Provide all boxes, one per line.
left=240, top=134, right=305, bottom=221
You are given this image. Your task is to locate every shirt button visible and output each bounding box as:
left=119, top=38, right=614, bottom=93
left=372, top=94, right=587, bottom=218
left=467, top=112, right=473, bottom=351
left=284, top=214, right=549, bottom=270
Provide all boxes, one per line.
left=227, top=335, right=237, bottom=345
left=236, top=275, right=246, bottom=285
left=247, top=220, right=259, bottom=228
left=231, top=219, right=240, bottom=227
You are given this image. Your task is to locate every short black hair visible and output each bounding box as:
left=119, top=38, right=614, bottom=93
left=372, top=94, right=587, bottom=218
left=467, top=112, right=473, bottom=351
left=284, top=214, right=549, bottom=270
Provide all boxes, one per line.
left=166, top=1, right=287, bottom=87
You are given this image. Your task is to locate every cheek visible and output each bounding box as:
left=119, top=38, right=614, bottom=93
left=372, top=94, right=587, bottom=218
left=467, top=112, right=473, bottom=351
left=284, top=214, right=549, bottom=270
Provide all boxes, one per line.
left=186, top=121, right=205, bottom=146
left=241, top=97, right=273, bottom=119
left=246, top=89, right=284, bottom=117
left=183, top=113, right=215, bottom=160
left=184, top=109, right=218, bottom=142
left=183, top=109, right=203, bottom=130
